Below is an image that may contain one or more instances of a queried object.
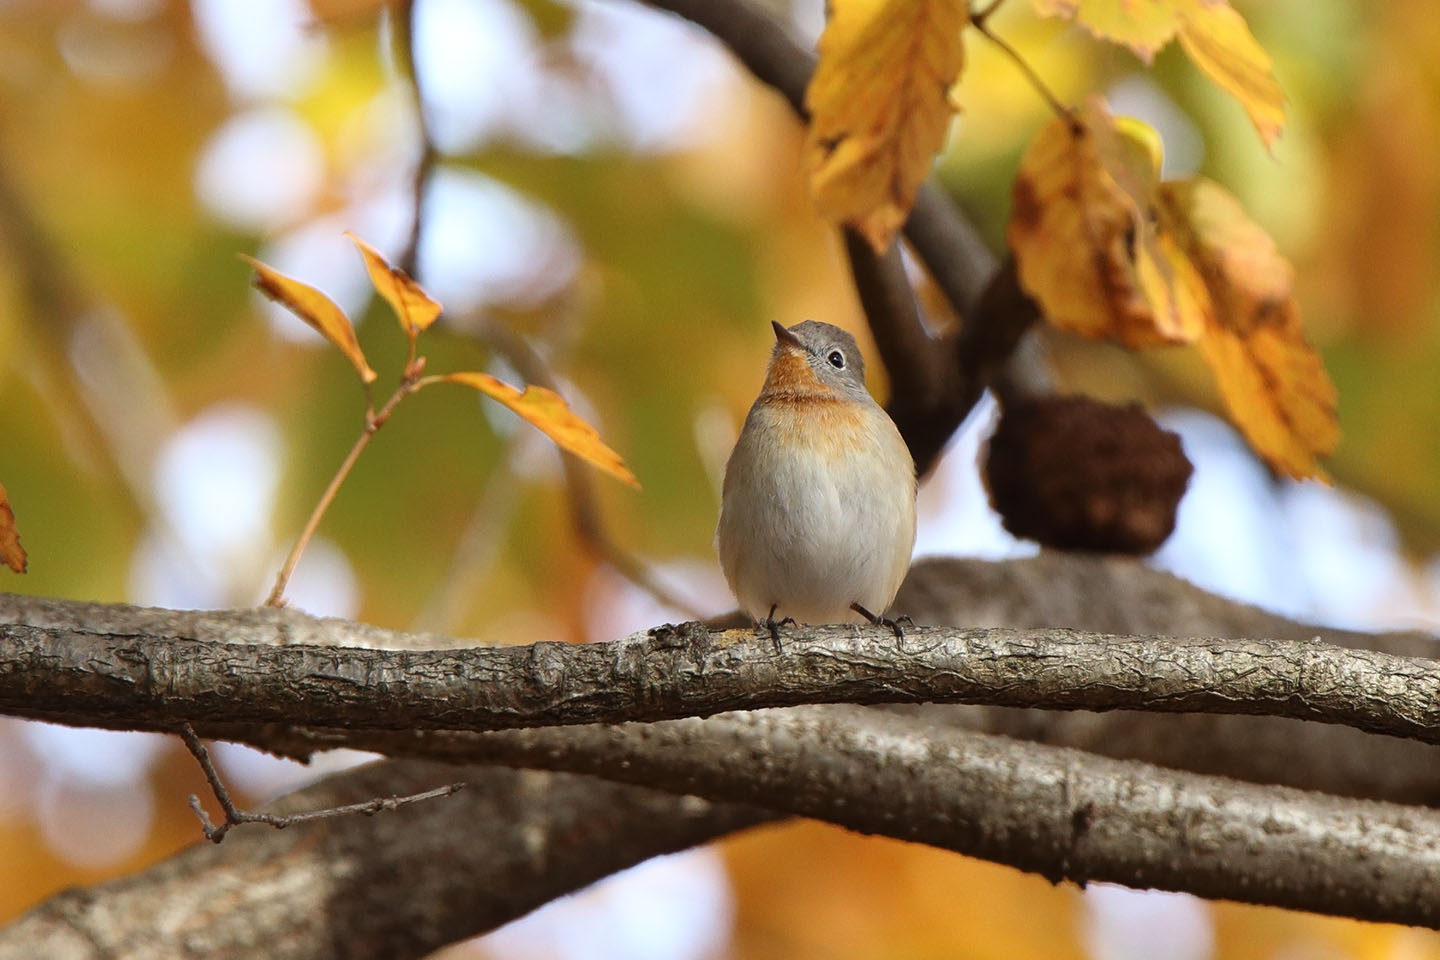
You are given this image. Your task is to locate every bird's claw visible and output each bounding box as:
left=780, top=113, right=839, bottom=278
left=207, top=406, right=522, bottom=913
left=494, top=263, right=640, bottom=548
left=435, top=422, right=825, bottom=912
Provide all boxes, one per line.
left=760, top=604, right=796, bottom=655
left=851, top=603, right=910, bottom=643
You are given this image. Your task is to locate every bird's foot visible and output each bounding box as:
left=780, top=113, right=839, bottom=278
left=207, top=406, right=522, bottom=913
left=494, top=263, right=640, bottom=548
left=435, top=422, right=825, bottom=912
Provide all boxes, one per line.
left=760, top=603, right=796, bottom=655
left=851, top=602, right=910, bottom=643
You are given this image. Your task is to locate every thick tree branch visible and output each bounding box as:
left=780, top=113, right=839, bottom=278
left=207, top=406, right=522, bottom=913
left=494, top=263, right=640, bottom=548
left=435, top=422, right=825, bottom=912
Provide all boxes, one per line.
left=374, top=706, right=1440, bottom=929
left=8, top=555, right=1440, bottom=808
left=3, top=597, right=1438, bottom=746
left=131, top=705, right=1440, bottom=928
left=0, top=759, right=767, bottom=960
left=9, top=555, right=1440, bottom=952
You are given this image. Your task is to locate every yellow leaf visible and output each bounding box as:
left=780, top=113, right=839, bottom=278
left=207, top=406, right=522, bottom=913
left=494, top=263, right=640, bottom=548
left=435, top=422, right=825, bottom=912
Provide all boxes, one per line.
left=1160, top=178, right=1338, bottom=479
left=1176, top=2, right=1285, bottom=147
left=1008, top=98, right=1204, bottom=348
left=239, top=254, right=378, bottom=385
left=442, top=372, right=640, bottom=488
left=1032, top=0, right=1285, bottom=144
left=1030, top=0, right=1181, bottom=63
left=345, top=232, right=443, bottom=336
left=0, top=482, right=26, bottom=574
left=803, top=0, right=969, bottom=252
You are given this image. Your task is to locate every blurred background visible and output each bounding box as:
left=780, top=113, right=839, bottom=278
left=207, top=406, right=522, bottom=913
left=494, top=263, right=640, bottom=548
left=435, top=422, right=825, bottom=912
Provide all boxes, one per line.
left=2, top=0, right=1440, bottom=956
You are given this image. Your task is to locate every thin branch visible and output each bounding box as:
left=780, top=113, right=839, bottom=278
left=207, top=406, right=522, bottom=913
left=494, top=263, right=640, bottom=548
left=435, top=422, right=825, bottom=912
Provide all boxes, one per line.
left=266, top=373, right=424, bottom=606
left=179, top=723, right=463, bottom=843
left=953, top=255, right=1044, bottom=404
left=4, top=603, right=1440, bottom=746
left=971, top=0, right=1009, bottom=26
left=394, top=0, right=435, bottom=277
left=0, top=759, right=769, bottom=960
left=840, top=228, right=949, bottom=466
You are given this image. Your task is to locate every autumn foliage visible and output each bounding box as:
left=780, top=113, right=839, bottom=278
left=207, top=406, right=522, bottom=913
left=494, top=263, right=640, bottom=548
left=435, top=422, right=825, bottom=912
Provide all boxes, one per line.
left=803, top=0, right=1337, bottom=479
left=0, top=484, right=23, bottom=574
left=242, top=234, right=637, bottom=606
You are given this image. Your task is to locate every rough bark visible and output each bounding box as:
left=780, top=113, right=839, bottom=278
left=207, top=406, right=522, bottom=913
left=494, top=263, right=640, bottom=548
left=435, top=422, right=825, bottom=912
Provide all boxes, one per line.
left=0, top=761, right=767, bottom=960
left=5, top=594, right=1438, bottom=746
left=895, top=556, right=1440, bottom=805
left=7, top=555, right=1440, bottom=955
left=423, top=707, right=1440, bottom=928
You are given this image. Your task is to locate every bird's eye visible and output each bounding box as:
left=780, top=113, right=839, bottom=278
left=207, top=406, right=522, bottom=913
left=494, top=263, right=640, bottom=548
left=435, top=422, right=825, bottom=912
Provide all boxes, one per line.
left=827, top=350, right=845, bottom=369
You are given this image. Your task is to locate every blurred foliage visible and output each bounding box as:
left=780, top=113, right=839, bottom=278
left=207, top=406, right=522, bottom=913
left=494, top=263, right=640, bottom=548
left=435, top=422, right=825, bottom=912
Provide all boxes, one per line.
left=1, top=0, right=1439, bottom=957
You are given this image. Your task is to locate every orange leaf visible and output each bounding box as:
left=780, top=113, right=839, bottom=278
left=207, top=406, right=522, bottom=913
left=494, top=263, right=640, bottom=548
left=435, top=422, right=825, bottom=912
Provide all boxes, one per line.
left=1008, top=98, right=1205, bottom=348
left=1160, top=177, right=1338, bottom=479
left=345, top=232, right=443, bottom=336
left=1176, top=2, right=1285, bottom=148
left=0, top=482, right=27, bottom=573
left=442, top=372, right=640, bottom=488
left=803, top=0, right=969, bottom=252
left=240, top=254, right=378, bottom=384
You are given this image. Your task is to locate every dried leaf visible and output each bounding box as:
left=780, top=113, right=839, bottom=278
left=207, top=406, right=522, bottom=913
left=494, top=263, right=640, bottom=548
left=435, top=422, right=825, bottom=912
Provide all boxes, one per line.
left=1029, top=0, right=1180, bottom=63
left=1160, top=177, right=1339, bottom=479
left=1176, top=2, right=1285, bottom=147
left=345, top=232, right=443, bottom=336
left=0, top=482, right=26, bottom=573
left=1032, top=0, right=1284, bottom=144
left=1008, top=98, right=1204, bottom=348
left=240, top=254, right=378, bottom=385
left=803, top=0, right=969, bottom=252
left=442, top=372, right=640, bottom=488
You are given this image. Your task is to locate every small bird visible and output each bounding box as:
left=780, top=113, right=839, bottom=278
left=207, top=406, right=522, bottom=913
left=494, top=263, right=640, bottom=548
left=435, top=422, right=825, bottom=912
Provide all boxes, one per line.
left=716, top=320, right=917, bottom=647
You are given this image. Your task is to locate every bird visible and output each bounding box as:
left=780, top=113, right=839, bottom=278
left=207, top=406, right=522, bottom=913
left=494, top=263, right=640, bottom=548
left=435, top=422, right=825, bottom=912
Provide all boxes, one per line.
left=715, top=320, right=917, bottom=649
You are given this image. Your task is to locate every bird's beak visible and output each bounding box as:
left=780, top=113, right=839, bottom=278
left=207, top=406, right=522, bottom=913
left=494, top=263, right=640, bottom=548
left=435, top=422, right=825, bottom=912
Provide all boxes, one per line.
left=771, top=321, right=804, bottom=350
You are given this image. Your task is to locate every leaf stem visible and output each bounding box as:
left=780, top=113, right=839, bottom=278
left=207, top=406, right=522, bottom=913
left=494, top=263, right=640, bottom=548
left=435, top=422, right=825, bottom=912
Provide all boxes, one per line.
left=971, top=17, right=1071, bottom=122
left=971, top=0, right=1008, bottom=27
left=265, top=372, right=424, bottom=607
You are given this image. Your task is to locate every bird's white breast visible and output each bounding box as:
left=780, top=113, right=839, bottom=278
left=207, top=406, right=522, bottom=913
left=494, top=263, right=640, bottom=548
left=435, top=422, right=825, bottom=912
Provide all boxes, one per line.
left=715, top=398, right=916, bottom=624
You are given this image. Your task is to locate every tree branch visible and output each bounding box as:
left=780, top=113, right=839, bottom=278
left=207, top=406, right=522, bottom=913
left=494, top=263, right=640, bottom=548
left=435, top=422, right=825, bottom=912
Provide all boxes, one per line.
left=350, top=706, right=1440, bottom=929
left=3, top=597, right=1438, bottom=746
left=0, top=759, right=767, bottom=960
left=101, top=706, right=1440, bottom=927
left=179, top=722, right=464, bottom=843
left=9, top=555, right=1440, bottom=950
left=40, top=702, right=1440, bottom=930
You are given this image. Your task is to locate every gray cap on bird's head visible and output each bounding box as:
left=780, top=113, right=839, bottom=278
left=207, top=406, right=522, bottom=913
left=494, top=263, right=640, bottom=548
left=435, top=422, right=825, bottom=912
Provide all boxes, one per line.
left=770, top=320, right=868, bottom=396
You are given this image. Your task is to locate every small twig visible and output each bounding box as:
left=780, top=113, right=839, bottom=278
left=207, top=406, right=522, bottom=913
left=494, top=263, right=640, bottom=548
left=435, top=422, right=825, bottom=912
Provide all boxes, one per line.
left=970, top=0, right=1008, bottom=27
left=265, top=374, right=425, bottom=607
left=394, top=0, right=435, bottom=278
left=179, top=723, right=464, bottom=844
left=970, top=18, right=1072, bottom=122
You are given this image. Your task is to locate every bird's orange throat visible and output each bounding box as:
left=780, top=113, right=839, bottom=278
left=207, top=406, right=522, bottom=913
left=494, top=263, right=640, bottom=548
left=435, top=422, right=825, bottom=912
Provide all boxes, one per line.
left=759, top=346, right=840, bottom=404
